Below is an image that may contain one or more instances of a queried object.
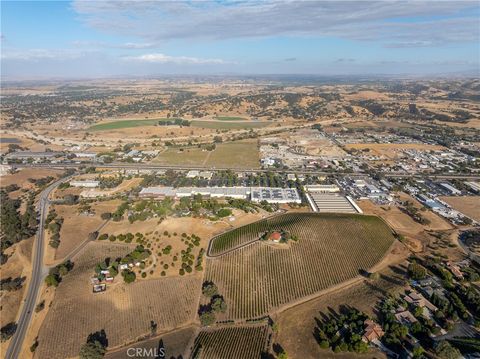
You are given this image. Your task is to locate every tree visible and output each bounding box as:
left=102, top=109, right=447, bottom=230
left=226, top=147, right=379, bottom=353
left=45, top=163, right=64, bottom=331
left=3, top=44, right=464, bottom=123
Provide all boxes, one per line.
left=202, top=282, right=218, bottom=297
left=319, top=340, right=330, bottom=349
left=413, top=345, right=425, bottom=358
left=435, top=341, right=461, bottom=359
left=121, top=270, right=136, bottom=283
left=100, top=212, right=111, bottom=220
left=199, top=311, right=216, bottom=326
left=217, top=208, right=232, bottom=218
left=369, top=272, right=379, bottom=280
left=408, top=262, right=427, bottom=280
left=0, top=322, right=17, bottom=342
left=44, top=274, right=59, bottom=287
left=211, top=297, right=227, bottom=313
left=79, top=341, right=106, bottom=359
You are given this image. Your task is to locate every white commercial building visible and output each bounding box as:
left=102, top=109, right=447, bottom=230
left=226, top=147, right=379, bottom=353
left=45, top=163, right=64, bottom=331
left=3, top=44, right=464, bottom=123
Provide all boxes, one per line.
left=465, top=181, right=480, bottom=193
left=186, top=170, right=200, bottom=178
left=139, top=186, right=301, bottom=203
left=250, top=187, right=302, bottom=204
left=74, top=152, right=97, bottom=159
left=305, top=184, right=340, bottom=193
left=70, top=180, right=100, bottom=188
left=439, top=182, right=461, bottom=195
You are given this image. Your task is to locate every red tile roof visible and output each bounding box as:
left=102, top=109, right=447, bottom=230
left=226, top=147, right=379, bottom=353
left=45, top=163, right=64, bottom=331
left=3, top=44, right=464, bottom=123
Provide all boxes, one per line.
left=269, top=232, right=282, bottom=241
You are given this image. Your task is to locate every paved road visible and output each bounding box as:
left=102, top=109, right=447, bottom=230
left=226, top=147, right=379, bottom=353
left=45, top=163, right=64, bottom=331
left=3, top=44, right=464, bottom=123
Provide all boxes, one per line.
left=5, top=177, right=68, bottom=359
left=11, top=162, right=480, bottom=180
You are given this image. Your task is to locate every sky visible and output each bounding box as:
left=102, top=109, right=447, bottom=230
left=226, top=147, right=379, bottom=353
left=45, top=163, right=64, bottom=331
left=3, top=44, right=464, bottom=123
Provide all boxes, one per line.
left=1, top=0, right=479, bottom=79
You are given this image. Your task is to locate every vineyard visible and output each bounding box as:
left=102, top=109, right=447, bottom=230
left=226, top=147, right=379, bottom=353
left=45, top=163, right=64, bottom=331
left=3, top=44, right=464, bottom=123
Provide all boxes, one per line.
left=191, top=325, right=270, bottom=359
left=208, top=213, right=304, bottom=256
left=36, top=242, right=202, bottom=359
left=205, top=213, right=395, bottom=319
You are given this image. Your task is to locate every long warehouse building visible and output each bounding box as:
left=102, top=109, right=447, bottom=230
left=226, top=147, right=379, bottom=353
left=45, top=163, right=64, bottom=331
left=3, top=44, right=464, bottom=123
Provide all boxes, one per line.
left=139, top=186, right=302, bottom=204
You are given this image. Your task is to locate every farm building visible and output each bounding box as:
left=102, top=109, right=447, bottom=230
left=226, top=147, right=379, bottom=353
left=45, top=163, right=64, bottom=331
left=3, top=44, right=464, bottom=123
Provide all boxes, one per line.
left=93, top=284, right=106, bottom=293
left=70, top=180, right=100, bottom=188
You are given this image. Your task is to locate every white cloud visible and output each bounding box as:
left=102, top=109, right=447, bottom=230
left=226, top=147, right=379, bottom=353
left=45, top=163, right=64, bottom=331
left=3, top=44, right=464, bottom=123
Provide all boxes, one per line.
left=71, top=0, right=479, bottom=46
left=72, top=40, right=156, bottom=49
left=0, top=49, right=84, bottom=61
left=123, top=53, right=228, bottom=64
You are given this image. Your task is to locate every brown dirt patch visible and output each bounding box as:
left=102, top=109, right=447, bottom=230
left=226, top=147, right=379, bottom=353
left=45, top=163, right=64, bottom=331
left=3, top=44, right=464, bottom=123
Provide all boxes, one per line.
left=345, top=143, right=445, bottom=159
left=439, top=196, right=480, bottom=221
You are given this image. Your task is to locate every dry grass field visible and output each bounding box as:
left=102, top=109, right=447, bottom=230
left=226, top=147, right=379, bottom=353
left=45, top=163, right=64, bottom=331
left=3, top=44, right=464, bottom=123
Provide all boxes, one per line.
left=345, top=143, right=445, bottom=159
left=205, top=213, right=395, bottom=319
left=1, top=168, right=62, bottom=191
left=440, top=196, right=480, bottom=221
left=396, top=192, right=453, bottom=230
left=79, top=178, right=142, bottom=198
left=191, top=325, right=271, bottom=359
left=0, top=239, right=33, bottom=327
left=152, top=139, right=259, bottom=169
left=51, top=200, right=120, bottom=261
left=35, top=241, right=203, bottom=359
left=358, top=196, right=453, bottom=253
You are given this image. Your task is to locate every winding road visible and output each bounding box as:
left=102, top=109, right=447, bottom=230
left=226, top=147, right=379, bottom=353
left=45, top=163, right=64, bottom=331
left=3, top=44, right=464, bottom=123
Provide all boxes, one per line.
left=5, top=177, right=69, bottom=359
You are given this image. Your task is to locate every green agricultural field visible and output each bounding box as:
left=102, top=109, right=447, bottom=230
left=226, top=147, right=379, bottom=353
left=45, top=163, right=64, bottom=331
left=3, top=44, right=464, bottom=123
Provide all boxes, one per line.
left=152, top=139, right=259, bottom=169
left=190, top=120, right=271, bottom=129
left=89, top=118, right=271, bottom=131
left=89, top=118, right=179, bottom=131
left=205, top=213, right=395, bottom=319
left=215, top=116, right=248, bottom=121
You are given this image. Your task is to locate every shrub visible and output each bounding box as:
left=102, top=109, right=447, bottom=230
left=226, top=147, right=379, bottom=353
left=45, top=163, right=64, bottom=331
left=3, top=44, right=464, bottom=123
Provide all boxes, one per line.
left=202, top=282, right=218, bottom=297
left=199, top=311, right=216, bottom=326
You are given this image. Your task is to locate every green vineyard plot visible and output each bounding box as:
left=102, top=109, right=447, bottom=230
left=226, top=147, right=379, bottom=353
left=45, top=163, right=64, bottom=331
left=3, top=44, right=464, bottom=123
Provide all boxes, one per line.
left=205, top=213, right=395, bottom=319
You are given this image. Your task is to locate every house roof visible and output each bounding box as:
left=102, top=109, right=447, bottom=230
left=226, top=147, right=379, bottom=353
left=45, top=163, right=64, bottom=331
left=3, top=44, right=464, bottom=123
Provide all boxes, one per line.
left=269, top=232, right=282, bottom=241
left=362, top=319, right=385, bottom=342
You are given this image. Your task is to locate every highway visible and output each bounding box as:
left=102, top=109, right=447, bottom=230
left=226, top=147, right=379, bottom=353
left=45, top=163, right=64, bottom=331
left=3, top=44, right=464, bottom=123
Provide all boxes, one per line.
left=10, top=162, right=480, bottom=180
left=5, top=177, right=68, bottom=359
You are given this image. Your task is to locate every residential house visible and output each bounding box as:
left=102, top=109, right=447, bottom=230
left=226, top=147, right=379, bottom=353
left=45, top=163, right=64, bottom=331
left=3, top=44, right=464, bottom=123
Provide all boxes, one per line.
left=362, top=319, right=385, bottom=343
left=394, top=308, right=418, bottom=326
left=446, top=261, right=464, bottom=280
left=404, top=291, right=438, bottom=313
